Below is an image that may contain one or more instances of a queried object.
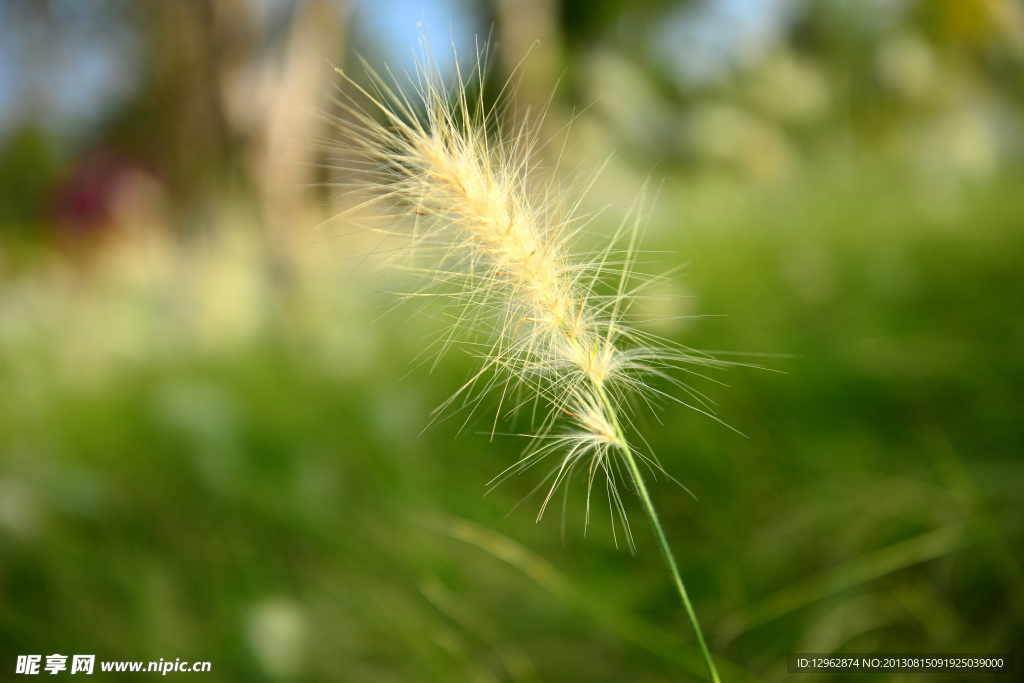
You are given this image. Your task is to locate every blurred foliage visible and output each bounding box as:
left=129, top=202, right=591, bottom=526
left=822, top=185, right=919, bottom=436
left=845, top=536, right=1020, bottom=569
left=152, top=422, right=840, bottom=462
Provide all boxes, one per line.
left=2, top=161, right=1022, bottom=681
left=1, top=0, right=1023, bottom=681
left=0, top=130, right=57, bottom=246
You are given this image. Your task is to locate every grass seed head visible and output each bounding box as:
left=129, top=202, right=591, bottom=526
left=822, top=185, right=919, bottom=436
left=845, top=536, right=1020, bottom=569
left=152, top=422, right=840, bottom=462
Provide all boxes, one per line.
left=328, top=40, right=725, bottom=544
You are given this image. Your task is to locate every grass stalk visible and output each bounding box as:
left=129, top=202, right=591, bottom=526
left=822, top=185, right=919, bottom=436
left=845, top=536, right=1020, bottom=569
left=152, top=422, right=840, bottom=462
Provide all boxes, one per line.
left=330, top=39, right=728, bottom=681
left=594, top=380, right=721, bottom=682
left=620, top=441, right=721, bottom=683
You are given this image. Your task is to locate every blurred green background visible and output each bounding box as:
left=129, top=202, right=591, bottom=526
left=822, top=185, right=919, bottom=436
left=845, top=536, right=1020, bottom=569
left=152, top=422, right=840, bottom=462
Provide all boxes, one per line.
left=1, top=0, right=1022, bottom=681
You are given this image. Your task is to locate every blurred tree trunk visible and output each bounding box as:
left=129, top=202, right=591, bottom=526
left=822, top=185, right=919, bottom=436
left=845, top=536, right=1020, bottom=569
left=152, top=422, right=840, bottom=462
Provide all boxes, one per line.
left=495, top=0, right=565, bottom=162
left=251, top=0, right=347, bottom=275
left=135, top=0, right=253, bottom=238
left=496, top=0, right=562, bottom=108
left=247, top=0, right=348, bottom=324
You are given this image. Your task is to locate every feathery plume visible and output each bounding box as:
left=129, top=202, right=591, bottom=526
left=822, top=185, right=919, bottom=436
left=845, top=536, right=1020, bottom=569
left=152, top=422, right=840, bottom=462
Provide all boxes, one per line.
left=328, top=39, right=724, bottom=682
left=329, top=43, right=725, bottom=533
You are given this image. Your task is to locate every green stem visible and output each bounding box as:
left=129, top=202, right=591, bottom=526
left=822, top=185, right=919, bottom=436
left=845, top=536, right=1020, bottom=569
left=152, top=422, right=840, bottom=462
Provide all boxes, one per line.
left=556, top=328, right=721, bottom=681
left=595, top=384, right=723, bottom=683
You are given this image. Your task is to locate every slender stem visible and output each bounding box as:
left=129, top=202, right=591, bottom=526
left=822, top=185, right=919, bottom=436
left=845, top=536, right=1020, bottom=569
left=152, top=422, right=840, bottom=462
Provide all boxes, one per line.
left=556, top=330, right=721, bottom=680
left=596, top=384, right=723, bottom=683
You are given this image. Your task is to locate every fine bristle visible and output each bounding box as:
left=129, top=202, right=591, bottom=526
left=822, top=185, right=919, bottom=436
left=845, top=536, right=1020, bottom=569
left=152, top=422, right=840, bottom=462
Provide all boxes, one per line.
left=328, top=41, right=726, bottom=546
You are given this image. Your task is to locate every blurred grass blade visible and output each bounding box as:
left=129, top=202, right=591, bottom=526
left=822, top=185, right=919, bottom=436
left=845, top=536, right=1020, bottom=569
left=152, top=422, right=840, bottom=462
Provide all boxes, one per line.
left=920, top=426, right=1024, bottom=617
left=420, top=575, right=542, bottom=683
left=718, top=525, right=968, bottom=645
left=420, top=512, right=752, bottom=682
